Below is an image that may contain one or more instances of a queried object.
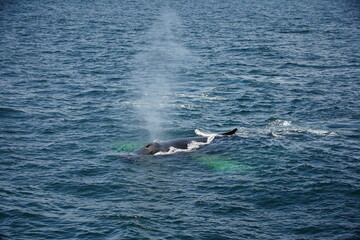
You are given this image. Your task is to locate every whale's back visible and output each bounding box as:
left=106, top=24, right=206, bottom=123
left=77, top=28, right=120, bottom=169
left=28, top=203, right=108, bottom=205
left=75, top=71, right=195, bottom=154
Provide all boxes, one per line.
left=160, top=136, right=208, bottom=151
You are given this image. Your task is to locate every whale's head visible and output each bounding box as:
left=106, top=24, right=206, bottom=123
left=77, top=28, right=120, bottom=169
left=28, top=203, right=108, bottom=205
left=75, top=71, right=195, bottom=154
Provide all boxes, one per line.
left=133, top=142, right=162, bottom=155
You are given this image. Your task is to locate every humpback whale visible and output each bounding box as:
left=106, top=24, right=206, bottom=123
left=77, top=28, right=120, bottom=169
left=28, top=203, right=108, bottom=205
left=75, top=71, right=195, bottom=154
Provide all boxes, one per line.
left=133, top=128, right=238, bottom=155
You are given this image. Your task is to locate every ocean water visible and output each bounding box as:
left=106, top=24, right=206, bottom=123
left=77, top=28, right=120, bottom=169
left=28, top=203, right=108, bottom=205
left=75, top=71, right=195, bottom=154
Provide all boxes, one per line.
left=1, top=0, right=360, bottom=239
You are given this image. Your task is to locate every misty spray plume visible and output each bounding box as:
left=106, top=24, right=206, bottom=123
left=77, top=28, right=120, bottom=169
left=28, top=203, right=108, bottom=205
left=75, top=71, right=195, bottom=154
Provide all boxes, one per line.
left=130, top=8, right=194, bottom=140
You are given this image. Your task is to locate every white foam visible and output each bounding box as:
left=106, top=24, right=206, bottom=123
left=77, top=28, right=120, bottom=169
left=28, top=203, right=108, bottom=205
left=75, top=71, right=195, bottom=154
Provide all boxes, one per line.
left=267, top=126, right=337, bottom=138
left=307, top=129, right=336, bottom=136
left=282, top=121, right=292, bottom=127
left=271, top=119, right=292, bottom=127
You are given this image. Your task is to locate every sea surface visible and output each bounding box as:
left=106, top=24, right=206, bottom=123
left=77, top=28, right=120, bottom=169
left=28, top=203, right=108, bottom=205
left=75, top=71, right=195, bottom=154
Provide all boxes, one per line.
left=1, top=0, right=360, bottom=239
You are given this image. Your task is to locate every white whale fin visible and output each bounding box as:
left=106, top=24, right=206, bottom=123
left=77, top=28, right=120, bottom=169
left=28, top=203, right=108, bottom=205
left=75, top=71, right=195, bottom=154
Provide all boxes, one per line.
left=195, top=129, right=213, bottom=137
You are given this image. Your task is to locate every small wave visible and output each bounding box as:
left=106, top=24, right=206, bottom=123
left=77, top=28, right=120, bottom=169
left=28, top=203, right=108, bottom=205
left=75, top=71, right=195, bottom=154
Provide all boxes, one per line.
left=306, top=129, right=337, bottom=136
left=202, top=94, right=228, bottom=102
left=131, top=222, right=161, bottom=232
left=264, top=119, right=337, bottom=138
left=269, top=132, right=285, bottom=138
left=0, top=107, right=25, bottom=116
left=269, top=127, right=337, bottom=138
left=103, top=213, right=147, bottom=219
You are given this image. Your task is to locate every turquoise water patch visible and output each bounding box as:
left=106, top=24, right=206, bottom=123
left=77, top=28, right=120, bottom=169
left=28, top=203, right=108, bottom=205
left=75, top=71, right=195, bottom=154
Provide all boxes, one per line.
left=113, top=142, right=143, bottom=152
left=193, top=154, right=252, bottom=172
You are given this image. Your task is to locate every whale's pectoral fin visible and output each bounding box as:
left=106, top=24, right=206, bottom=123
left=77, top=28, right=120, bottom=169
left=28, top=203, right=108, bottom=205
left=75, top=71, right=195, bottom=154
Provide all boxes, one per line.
left=219, top=128, right=238, bottom=136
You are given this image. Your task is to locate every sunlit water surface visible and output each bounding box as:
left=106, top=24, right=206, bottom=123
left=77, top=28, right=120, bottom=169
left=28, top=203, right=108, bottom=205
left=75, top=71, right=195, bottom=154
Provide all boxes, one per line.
left=1, top=0, right=360, bottom=239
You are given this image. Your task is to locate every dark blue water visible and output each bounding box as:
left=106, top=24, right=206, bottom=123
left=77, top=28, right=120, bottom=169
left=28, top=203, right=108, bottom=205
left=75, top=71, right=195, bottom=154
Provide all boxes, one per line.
left=1, top=0, right=360, bottom=239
